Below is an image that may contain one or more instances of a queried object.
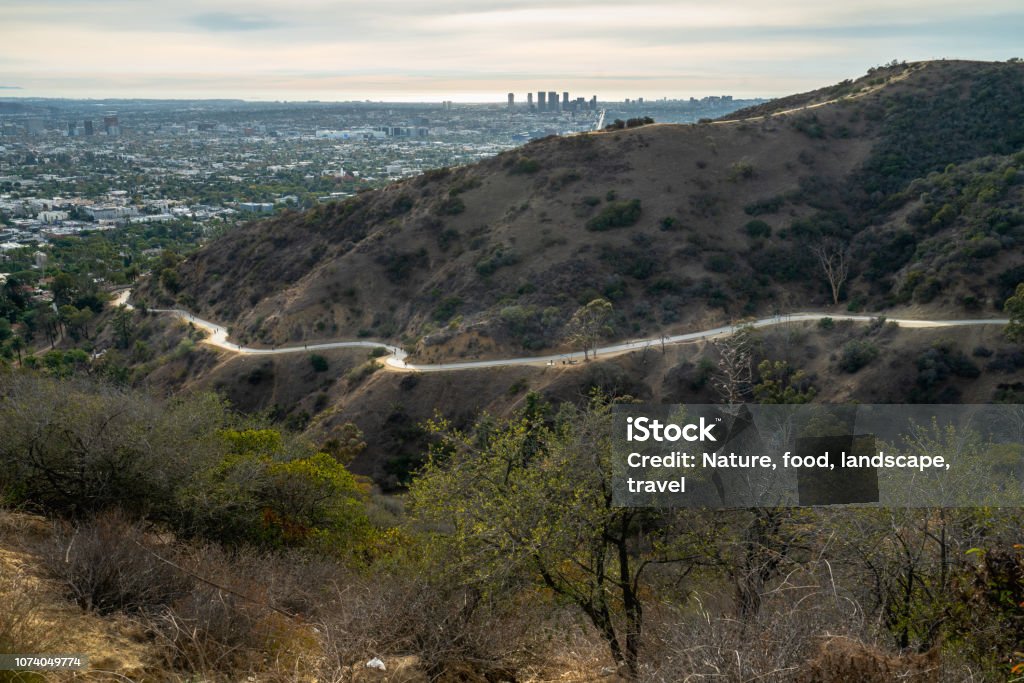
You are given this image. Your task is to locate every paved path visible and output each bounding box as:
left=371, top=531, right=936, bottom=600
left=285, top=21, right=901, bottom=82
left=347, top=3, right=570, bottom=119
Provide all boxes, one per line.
left=124, top=294, right=1008, bottom=373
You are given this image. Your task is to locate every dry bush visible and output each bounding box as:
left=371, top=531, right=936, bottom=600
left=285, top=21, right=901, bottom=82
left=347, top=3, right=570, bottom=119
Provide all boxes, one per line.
left=317, top=569, right=546, bottom=681
left=0, top=568, right=56, bottom=655
left=40, top=510, right=191, bottom=614
left=143, top=543, right=323, bottom=681
left=796, top=636, right=940, bottom=683
left=643, top=565, right=872, bottom=682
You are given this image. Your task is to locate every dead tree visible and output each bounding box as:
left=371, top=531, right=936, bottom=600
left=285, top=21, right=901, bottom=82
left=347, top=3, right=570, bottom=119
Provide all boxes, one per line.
left=812, top=239, right=851, bottom=306
left=712, top=328, right=755, bottom=406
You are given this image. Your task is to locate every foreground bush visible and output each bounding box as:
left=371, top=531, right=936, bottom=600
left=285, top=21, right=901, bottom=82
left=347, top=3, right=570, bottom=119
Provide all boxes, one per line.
left=0, top=373, right=371, bottom=556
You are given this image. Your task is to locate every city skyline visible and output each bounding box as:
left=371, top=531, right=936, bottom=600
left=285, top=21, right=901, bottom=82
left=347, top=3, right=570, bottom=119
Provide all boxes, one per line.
left=1, top=0, right=1021, bottom=101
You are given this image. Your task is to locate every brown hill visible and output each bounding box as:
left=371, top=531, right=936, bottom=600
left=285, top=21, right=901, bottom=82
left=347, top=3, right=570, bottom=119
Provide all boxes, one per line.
left=137, top=60, right=1024, bottom=364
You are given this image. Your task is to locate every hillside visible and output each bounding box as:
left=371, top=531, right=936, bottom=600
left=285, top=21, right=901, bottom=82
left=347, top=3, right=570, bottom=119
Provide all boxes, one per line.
left=136, top=60, right=1024, bottom=364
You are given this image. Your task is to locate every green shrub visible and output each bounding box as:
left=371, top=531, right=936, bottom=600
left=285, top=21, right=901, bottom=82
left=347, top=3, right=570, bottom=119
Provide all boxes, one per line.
left=728, top=161, right=756, bottom=181
left=660, top=216, right=680, bottom=231
left=509, top=156, right=540, bottom=175
left=839, top=340, right=878, bottom=373
left=586, top=199, right=642, bottom=231
left=432, top=296, right=462, bottom=322
left=437, top=196, right=465, bottom=216
left=705, top=253, right=732, bottom=273
left=309, top=354, right=328, bottom=372
left=476, top=247, right=519, bottom=277
left=745, top=219, right=772, bottom=238
left=346, top=360, right=381, bottom=386
left=744, top=196, right=785, bottom=216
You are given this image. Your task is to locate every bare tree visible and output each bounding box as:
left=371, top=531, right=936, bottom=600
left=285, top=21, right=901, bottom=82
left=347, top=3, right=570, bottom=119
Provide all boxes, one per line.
left=812, top=239, right=851, bottom=306
left=712, top=327, right=756, bottom=405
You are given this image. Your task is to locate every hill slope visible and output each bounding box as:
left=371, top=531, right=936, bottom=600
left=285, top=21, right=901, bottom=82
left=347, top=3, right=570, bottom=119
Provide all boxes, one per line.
left=139, top=60, right=1024, bottom=362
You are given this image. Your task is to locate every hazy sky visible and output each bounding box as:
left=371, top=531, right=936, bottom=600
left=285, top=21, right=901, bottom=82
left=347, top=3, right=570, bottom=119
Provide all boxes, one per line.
left=1, top=0, right=1021, bottom=101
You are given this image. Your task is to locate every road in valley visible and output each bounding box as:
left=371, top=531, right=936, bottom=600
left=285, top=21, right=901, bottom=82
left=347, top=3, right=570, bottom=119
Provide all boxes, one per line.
left=115, top=292, right=1008, bottom=373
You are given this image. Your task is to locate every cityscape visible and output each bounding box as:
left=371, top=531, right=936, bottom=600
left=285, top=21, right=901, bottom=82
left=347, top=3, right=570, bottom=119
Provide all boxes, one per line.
left=0, top=92, right=760, bottom=256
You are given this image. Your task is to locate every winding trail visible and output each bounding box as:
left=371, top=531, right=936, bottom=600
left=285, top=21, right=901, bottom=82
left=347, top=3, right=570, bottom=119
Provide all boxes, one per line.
left=112, top=292, right=1009, bottom=374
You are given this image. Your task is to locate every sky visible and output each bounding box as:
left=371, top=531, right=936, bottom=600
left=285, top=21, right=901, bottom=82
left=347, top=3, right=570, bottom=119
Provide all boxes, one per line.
left=1, top=0, right=1022, bottom=102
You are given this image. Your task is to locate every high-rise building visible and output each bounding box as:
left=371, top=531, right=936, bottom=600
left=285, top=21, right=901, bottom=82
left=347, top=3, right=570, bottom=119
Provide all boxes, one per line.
left=590, top=96, right=597, bottom=111
left=507, top=92, right=514, bottom=109
left=527, top=93, right=533, bottom=109
left=548, top=91, right=558, bottom=112
left=537, top=91, right=546, bottom=112
left=562, top=92, right=569, bottom=111
left=67, top=121, right=77, bottom=137
left=103, top=114, right=120, bottom=136
left=83, top=120, right=94, bottom=136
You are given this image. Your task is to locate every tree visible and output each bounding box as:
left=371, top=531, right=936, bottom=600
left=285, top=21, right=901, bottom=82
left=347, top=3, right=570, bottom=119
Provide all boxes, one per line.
left=812, top=238, right=851, bottom=305
left=753, top=360, right=816, bottom=404
left=410, top=396, right=691, bottom=679
left=1005, top=282, right=1024, bottom=342
left=9, top=334, right=23, bottom=365
left=711, top=325, right=758, bottom=405
left=567, top=298, right=613, bottom=359
left=112, top=305, right=135, bottom=348
left=321, top=422, right=366, bottom=466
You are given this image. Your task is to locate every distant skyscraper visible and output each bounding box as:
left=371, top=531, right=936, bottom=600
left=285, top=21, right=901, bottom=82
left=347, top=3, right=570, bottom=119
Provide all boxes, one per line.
left=507, top=92, right=514, bottom=109
left=527, top=92, right=533, bottom=109
left=67, top=121, right=76, bottom=137
left=548, top=91, right=558, bottom=112
left=83, top=120, right=94, bottom=136
left=103, top=114, right=120, bottom=136
left=562, top=92, right=569, bottom=110
left=590, top=96, right=597, bottom=111
left=537, top=91, right=546, bottom=112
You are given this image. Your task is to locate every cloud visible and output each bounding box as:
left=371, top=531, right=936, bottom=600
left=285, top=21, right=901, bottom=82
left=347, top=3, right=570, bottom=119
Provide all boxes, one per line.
left=0, top=0, right=1021, bottom=99
left=0, top=86, right=23, bottom=90
left=188, top=12, right=285, bottom=32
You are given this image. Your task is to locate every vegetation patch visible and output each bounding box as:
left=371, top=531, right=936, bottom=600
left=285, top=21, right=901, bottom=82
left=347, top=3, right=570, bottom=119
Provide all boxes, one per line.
left=586, top=199, right=642, bottom=231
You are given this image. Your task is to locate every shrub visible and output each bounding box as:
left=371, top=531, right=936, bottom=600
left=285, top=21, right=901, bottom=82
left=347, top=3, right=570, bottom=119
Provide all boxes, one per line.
left=42, top=511, right=191, bottom=614
left=437, top=228, right=460, bottom=251
left=0, top=559, right=57, bottom=658
left=377, top=248, right=428, bottom=284
left=476, top=247, right=519, bottom=277
left=838, top=340, right=878, bottom=373
left=437, top=196, right=465, bottom=216
left=390, top=195, right=414, bottom=215
left=586, top=199, right=642, bottom=231
left=729, top=161, right=756, bottom=181
left=744, top=195, right=785, bottom=216
left=346, top=360, right=381, bottom=386
left=705, top=253, right=733, bottom=273
left=818, top=317, right=835, bottom=330
left=508, top=156, right=540, bottom=174
left=309, top=354, right=328, bottom=372
left=745, top=219, right=772, bottom=238
left=549, top=170, right=581, bottom=190
left=432, top=296, right=462, bottom=322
